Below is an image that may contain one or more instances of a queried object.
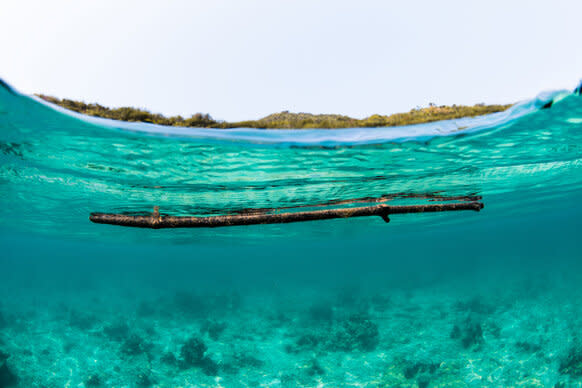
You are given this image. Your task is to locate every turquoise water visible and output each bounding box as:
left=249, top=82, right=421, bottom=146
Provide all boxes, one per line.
left=1, top=79, right=581, bottom=387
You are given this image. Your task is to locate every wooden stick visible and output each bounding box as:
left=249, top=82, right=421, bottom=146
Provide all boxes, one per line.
left=90, top=201, right=484, bottom=229
left=230, top=193, right=482, bottom=214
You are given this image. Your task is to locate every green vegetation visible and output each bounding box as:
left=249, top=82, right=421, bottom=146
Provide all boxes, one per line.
left=36, top=94, right=512, bottom=129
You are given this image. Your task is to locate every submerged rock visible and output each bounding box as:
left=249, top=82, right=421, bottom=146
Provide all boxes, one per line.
left=269, top=311, right=292, bottom=328
left=450, top=325, right=462, bottom=340
left=486, top=320, right=501, bottom=338
left=370, top=294, right=391, bottom=312
left=160, top=352, right=178, bottom=366
left=329, top=314, right=379, bottom=352
left=450, top=316, right=484, bottom=349
left=121, top=334, right=151, bottom=356
left=199, top=356, right=219, bottom=376
left=296, top=334, right=322, bottom=352
left=103, top=322, right=130, bottom=341
left=209, top=292, right=242, bottom=312
left=285, top=332, right=322, bottom=354
left=287, top=312, right=380, bottom=354
left=180, top=336, right=219, bottom=376
left=84, top=373, right=101, bottom=387
left=174, top=292, right=208, bottom=316
left=336, top=286, right=369, bottom=313
left=0, top=357, right=18, bottom=388
left=180, top=337, right=207, bottom=365
left=69, top=310, right=99, bottom=330
left=307, top=302, right=334, bottom=322
left=454, top=297, right=495, bottom=315
left=221, top=350, right=265, bottom=375
left=238, top=352, right=263, bottom=368
left=515, top=340, right=542, bottom=353
left=305, top=358, right=325, bottom=376
left=136, top=371, right=156, bottom=387
left=417, top=375, right=431, bottom=388
left=559, top=344, right=582, bottom=377
left=403, top=361, right=439, bottom=379
left=462, top=322, right=483, bottom=349
left=200, top=320, right=227, bottom=341
left=136, top=301, right=157, bottom=317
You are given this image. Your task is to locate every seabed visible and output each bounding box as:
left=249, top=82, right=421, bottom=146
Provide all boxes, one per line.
left=1, top=266, right=582, bottom=387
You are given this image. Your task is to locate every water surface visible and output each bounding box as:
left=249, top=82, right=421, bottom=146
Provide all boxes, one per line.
left=1, top=80, right=581, bottom=387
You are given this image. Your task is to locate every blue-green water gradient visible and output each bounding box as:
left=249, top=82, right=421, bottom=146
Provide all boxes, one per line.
left=0, top=80, right=581, bottom=387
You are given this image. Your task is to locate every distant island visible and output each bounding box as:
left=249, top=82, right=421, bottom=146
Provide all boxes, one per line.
left=36, top=94, right=511, bottom=129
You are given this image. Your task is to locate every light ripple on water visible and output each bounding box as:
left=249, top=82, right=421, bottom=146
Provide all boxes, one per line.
left=1, top=80, right=582, bottom=242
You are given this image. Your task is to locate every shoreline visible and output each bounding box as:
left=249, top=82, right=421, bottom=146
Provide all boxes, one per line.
left=36, top=94, right=512, bottom=130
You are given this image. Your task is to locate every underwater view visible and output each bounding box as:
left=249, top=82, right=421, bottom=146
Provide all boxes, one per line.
left=1, top=78, right=582, bottom=387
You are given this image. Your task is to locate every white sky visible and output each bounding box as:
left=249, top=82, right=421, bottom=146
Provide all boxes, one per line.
left=1, top=0, right=581, bottom=121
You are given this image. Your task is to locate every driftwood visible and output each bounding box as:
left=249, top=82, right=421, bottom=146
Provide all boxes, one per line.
left=230, top=192, right=482, bottom=214
left=90, top=198, right=484, bottom=229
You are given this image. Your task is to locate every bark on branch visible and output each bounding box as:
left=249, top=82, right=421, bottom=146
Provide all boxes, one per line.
left=90, top=200, right=483, bottom=229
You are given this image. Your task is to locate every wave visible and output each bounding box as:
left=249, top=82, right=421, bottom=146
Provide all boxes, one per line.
left=1, top=78, right=577, bottom=146
left=0, top=77, right=581, bottom=242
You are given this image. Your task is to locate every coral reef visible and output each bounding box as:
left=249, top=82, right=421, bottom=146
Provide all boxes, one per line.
left=222, top=352, right=264, bottom=374
left=286, top=333, right=323, bottom=354
left=329, top=313, right=379, bottom=352
left=285, top=311, right=380, bottom=355
left=450, top=316, right=484, bottom=349
left=403, top=361, right=440, bottom=380
left=200, top=320, right=227, bottom=341
left=180, top=337, right=207, bottom=366
left=560, top=343, right=582, bottom=377
left=0, top=351, right=18, bottom=388
left=84, top=374, right=101, bottom=387
left=180, top=336, right=219, bottom=376
left=307, top=302, right=334, bottom=322
left=69, top=309, right=99, bottom=330
left=103, top=322, right=130, bottom=341
left=136, top=301, right=157, bottom=317
left=515, top=340, right=542, bottom=353
left=173, top=292, right=208, bottom=317
left=160, top=352, right=178, bottom=366
left=121, top=334, right=151, bottom=356
left=135, top=371, right=155, bottom=387
left=0, top=276, right=580, bottom=386
left=370, top=293, right=391, bottom=312
left=305, top=358, right=325, bottom=376
left=454, top=296, right=495, bottom=315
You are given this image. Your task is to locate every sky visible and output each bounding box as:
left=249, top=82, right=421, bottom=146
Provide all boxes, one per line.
left=1, top=0, right=581, bottom=121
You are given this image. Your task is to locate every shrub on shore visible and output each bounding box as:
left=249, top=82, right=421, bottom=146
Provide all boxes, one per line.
left=36, top=94, right=511, bottom=130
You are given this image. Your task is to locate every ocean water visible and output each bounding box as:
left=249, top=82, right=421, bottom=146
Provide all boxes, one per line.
left=0, top=79, right=581, bottom=387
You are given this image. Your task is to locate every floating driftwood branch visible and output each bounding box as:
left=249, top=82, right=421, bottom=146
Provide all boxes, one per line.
left=229, top=193, right=482, bottom=214
left=90, top=200, right=484, bottom=229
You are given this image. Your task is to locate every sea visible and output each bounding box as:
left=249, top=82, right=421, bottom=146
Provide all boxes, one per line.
left=1, top=79, right=581, bottom=387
